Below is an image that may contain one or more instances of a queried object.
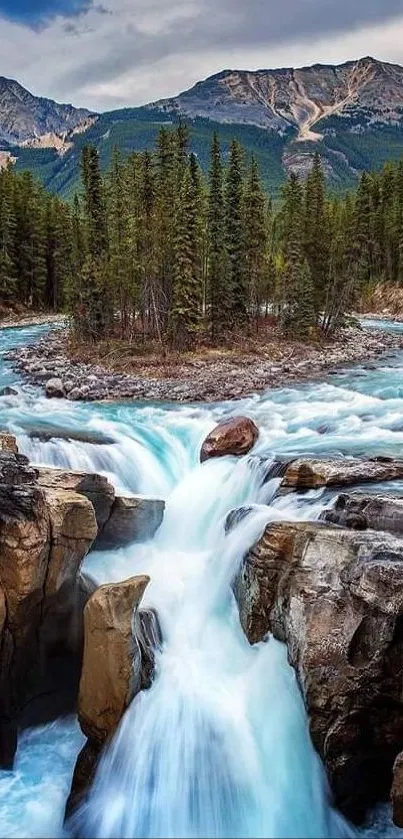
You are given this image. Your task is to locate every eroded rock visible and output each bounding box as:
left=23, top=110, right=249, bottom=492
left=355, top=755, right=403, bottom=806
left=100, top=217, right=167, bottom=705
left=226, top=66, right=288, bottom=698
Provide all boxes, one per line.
left=0, top=432, right=18, bottom=453
left=281, top=456, right=403, bottom=490
left=96, top=496, right=165, bottom=549
left=78, top=574, right=149, bottom=743
left=322, top=493, right=403, bottom=536
left=234, top=520, right=403, bottom=821
left=36, top=467, right=115, bottom=531
left=200, top=416, right=259, bottom=463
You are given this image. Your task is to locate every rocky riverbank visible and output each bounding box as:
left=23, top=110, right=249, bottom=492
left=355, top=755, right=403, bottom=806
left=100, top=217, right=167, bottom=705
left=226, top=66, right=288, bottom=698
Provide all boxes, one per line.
left=6, top=325, right=403, bottom=402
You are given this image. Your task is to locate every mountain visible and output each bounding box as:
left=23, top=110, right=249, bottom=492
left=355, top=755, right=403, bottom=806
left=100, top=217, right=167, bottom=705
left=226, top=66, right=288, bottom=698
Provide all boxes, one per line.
left=3, top=57, right=403, bottom=199
left=0, top=76, right=95, bottom=150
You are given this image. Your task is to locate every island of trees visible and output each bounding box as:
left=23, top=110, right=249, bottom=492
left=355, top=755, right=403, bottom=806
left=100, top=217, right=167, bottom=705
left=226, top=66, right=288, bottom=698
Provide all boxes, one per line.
left=1, top=125, right=403, bottom=350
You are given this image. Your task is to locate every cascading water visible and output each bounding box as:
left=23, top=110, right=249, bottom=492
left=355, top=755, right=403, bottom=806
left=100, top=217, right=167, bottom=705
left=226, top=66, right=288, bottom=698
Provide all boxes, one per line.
left=1, top=321, right=403, bottom=838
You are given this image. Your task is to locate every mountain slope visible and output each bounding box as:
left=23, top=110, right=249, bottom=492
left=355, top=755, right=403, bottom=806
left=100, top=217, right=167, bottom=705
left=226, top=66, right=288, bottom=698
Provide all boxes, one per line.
left=151, top=57, right=403, bottom=141
left=0, top=76, right=95, bottom=148
left=4, top=57, right=403, bottom=199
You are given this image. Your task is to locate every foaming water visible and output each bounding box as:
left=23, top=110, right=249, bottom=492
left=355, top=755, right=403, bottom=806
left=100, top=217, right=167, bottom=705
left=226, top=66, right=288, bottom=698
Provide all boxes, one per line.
left=0, top=322, right=403, bottom=837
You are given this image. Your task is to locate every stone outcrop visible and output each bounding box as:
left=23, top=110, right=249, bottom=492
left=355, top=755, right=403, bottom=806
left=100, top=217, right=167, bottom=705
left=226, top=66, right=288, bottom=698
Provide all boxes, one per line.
left=392, top=752, right=403, bottom=828
left=0, top=432, right=18, bottom=453
left=233, top=520, right=403, bottom=821
left=36, top=467, right=115, bottom=531
left=66, top=576, right=150, bottom=817
left=200, top=417, right=259, bottom=463
left=0, top=453, right=98, bottom=765
left=281, top=456, right=403, bottom=490
left=322, top=493, right=403, bottom=536
left=95, top=496, right=165, bottom=550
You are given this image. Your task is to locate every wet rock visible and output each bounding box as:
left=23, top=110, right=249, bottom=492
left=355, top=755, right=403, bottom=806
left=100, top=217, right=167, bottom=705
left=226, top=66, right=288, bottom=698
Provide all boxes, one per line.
left=234, top=520, right=403, bottom=822
left=322, top=493, right=403, bottom=536
left=25, top=425, right=115, bottom=446
left=0, top=386, right=18, bottom=397
left=0, top=432, right=18, bottom=453
left=137, top=608, right=163, bottom=690
left=66, top=577, right=149, bottom=817
left=96, top=496, right=165, bottom=550
left=0, top=451, right=36, bottom=485
left=45, top=377, right=65, bottom=399
left=36, top=467, right=115, bottom=531
left=281, top=456, right=403, bottom=490
left=78, top=574, right=149, bottom=744
left=200, top=417, right=259, bottom=463
left=392, top=752, right=403, bottom=827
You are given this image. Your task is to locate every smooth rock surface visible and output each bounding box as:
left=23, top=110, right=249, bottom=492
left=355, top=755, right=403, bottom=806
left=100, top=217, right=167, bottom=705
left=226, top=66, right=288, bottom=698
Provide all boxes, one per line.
left=96, top=496, right=165, bottom=549
left=78, top=574, right=149, bottom=744
left=234, top=520, right=403, bottom=821
left=200, top=416, right=259, bottom=462
left=281, top=456, right=403, bottom=490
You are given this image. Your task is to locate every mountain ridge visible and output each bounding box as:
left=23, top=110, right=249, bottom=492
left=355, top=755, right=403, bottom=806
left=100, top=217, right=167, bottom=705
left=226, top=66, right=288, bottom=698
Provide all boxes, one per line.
left=1, top=56, right=403, bottom=198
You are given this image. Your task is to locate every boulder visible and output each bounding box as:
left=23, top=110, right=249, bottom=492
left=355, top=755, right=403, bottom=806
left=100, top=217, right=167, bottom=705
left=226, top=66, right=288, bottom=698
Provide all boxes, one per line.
left=36, top=467, right=115, bottom=531
left=233, top=520, right=403, bottom=821
left=66, top=575, right=149, bottom=817
left=322, top=493, right=403, bottom=536
left=392, top=752, right=403, bottom=828
left=96, top=496, right=165, bottom=549
left=200, top=416, right=259, bottom=463
left=24, top=425, right=115, bottom=446
left=0, top=386, right=18, bottom=397
left=45, top=377, right=65, bottom=399
left=0, top=451, right=36, bottom=486
left=78, top=575, right=149, bottom=744
left=137, top=608, right=163, bottom=690
left=0, top=432, right=18, bottom=453
left=281, top=456, right=403, bottom=490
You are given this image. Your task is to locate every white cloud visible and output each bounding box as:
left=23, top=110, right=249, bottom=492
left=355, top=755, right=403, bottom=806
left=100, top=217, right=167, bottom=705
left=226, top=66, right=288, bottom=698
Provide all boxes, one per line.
left=0, top=0, right=402, bottom=111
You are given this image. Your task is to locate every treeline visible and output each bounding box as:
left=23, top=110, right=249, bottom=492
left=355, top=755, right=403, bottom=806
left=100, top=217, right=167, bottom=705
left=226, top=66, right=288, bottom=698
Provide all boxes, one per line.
left=0, top=167, right=72, bottom=311
left=3, top=129, right=403, bottom=346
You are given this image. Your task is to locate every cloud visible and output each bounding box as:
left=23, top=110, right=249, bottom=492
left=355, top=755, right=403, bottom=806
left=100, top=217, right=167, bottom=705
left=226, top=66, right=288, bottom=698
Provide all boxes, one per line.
left=0, top=0, right=402, bottom=111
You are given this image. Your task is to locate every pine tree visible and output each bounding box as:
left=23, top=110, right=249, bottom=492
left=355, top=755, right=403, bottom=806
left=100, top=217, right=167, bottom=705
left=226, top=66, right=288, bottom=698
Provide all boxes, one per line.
left=304, top=152, right=329, bottom=318
left=208, top=133, right=228, bottom=338
left=243, top=156, right=267, bottom=327
left=225, top=140, right=247, bottom=324
left=168, top=164, right=202, bottom=349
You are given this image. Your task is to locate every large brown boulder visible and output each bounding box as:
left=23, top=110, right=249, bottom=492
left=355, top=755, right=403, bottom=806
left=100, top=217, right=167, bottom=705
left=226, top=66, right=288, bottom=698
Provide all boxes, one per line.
left=233, top=520, right=403, bottom=821
left=281, top=456, right=403, bottom=490
left=96, top=496, right=165, bottom=549
left=200, top=417, right=259, bottom=463
left=322, top=492, right=403, bottom=536
left=36, top=467, right=115, bottom=531
left=66, top=575, right=150, bottom=817
left=78, top=575, right=149, bottom=743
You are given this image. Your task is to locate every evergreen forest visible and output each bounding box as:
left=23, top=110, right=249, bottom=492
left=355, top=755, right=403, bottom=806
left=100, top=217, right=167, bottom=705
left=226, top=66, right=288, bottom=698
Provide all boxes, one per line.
left=2, top=125, right=403, bottom=349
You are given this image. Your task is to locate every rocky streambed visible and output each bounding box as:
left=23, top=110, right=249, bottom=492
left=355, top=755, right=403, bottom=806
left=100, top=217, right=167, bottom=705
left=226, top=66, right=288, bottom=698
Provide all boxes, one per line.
left=6, top=325, right=403, bottom=402
left=3, top=418, right=403, bottom=831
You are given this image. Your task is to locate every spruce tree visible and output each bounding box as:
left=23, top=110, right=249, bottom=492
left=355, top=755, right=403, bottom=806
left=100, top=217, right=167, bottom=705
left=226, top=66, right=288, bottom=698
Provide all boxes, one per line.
left=168, top=164, right=202, bottom=349
left=208, top=133, right=227, bottom=338
left=225, top=140, right=247, bottom=325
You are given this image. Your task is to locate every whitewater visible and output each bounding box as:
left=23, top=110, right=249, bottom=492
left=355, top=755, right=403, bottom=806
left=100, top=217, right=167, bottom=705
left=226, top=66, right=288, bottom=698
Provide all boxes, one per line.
left=0, top=319, right=403, bottom=838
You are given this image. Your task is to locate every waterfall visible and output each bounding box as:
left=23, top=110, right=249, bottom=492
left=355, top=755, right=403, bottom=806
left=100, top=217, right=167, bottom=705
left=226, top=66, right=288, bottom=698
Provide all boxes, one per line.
left=1, top=322, right=403, bottom=838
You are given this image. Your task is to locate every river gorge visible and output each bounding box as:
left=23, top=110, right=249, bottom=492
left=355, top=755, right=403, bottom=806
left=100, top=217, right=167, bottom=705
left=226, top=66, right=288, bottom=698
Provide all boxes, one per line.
left=1, top=320, right=403, bottom=838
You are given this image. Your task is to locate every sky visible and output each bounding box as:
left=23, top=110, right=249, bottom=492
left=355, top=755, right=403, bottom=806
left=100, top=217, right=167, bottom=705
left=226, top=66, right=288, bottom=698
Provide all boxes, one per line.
left=0, top=0, right=402, bottom=112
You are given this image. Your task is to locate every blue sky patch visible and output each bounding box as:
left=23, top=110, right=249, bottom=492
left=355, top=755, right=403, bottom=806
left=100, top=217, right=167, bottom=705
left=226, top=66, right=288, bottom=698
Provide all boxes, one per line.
left=0, top=0, right=92, bottom=26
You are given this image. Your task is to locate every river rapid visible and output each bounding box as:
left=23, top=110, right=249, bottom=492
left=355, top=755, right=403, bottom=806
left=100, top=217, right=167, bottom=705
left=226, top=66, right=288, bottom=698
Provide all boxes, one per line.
left=1, top=320, right=403, bottom=838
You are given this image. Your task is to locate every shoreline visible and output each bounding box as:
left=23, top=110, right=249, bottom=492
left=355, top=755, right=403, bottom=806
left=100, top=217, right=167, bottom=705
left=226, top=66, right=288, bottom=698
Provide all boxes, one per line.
left=0, top=313, right=65, bottom=330
left=5, top=325, right=403, bottom=403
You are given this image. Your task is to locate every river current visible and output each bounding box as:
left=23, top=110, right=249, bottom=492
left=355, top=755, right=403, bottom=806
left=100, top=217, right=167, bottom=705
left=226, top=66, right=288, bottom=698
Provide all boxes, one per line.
left=1, top=320, right=403, bottom=838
